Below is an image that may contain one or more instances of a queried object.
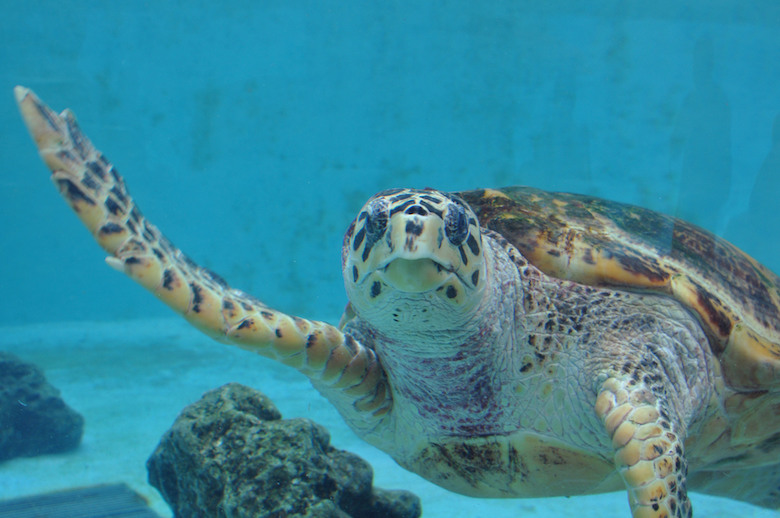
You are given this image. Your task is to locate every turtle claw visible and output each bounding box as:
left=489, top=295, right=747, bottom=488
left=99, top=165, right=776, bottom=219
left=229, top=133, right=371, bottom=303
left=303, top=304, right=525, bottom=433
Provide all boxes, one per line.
left=13, top=85, right=28, bottom=103
left=16, top=86, right=66, bottom=152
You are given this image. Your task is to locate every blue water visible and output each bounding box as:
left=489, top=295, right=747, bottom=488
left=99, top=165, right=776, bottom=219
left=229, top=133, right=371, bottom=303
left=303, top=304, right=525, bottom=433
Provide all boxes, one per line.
left=1, top=2, right=779, bottom=517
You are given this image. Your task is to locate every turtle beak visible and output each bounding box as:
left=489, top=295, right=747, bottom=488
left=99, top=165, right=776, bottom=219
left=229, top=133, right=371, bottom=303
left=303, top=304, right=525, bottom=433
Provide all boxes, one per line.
left=379, top=257, right=453, bottom=293
left=374, top=212, right=455, bottom=292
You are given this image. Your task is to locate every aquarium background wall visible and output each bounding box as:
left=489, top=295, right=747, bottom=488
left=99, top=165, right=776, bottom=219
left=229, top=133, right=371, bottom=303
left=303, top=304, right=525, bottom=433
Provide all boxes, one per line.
left=3, top=2, right=780, bottom=327
left=2, top=2, right=780, bottom=517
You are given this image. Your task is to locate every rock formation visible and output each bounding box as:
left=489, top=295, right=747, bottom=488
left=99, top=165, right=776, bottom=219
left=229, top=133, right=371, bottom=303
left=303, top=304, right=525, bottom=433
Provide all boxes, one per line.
left=148, top=383, right=421, bottom=518
left=0, top=352, right=84, bottom=461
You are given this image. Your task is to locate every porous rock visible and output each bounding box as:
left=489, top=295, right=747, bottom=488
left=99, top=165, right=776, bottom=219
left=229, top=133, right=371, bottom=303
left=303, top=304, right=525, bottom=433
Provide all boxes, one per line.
left=147, top=383, right=421, bottom=518
left=0, top=351, right=84, bottom=461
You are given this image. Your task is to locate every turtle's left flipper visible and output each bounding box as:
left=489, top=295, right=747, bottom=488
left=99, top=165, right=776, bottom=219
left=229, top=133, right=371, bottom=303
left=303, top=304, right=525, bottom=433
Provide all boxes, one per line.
left=15, top=86, right=392, bottom=425
left=15, top=86, right=130, bottom=249
left=596, top=376, right=691, bottom=518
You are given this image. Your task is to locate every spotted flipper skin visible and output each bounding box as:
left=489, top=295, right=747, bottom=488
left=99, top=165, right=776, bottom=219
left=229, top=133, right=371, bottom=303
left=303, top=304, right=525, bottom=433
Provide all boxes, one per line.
left=15, top=86, right=391, bottom=422
left=596, top=377, right=691, bottom=518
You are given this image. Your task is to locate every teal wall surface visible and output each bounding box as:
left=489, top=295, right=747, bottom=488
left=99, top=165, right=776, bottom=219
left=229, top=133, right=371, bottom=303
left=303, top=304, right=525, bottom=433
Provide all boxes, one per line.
left=2, top=2, right=779, bottom=325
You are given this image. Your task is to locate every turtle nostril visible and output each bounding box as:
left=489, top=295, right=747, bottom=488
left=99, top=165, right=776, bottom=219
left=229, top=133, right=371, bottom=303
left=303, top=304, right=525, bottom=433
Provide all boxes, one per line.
left=405, top=205, right=428, bottom=216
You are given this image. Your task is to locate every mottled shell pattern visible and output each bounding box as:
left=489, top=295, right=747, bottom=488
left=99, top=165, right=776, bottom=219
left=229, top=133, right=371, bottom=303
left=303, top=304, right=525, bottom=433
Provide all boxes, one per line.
left=459, top=187, right=780, bottom=395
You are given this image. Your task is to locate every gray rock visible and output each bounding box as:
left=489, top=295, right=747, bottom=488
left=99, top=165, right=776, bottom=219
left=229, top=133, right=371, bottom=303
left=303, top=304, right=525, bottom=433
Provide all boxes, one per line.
left=147, top=383, right=421, bottom=518
left=0, top=352, right=84, bottom=461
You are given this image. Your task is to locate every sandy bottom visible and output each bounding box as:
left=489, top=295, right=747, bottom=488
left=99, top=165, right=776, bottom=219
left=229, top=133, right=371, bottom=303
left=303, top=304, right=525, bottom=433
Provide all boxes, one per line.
left=0, top=318, right=776, bottom=518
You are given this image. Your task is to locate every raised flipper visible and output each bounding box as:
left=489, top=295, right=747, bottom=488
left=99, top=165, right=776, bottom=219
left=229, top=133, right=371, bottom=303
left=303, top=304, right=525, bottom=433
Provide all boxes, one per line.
left=15, top=86, right=391, bottom=428
left=595, top=376, right=691, bottom=518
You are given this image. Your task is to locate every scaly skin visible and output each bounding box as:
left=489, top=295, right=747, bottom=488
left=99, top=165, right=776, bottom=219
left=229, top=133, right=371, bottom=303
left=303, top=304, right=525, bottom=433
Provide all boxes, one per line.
left=14, top=86, right=392, bottom=439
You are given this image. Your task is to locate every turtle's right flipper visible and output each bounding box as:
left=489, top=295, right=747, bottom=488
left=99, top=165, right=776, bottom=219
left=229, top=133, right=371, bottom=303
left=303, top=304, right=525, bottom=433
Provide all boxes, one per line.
left=15, top=86, right=391, bottom=420
left=595, top=376, right=691, bottom=518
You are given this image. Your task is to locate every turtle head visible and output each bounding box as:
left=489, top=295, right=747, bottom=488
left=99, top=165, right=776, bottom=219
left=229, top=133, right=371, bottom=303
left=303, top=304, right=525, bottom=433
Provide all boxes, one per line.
left=342, top=188, right=487, bottom=335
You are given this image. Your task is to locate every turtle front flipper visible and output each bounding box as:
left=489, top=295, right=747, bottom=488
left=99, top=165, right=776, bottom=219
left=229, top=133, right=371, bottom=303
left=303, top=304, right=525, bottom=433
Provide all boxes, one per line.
left=595, top=376, right=691, bottom=518
left=15, top=86, right=392, bottom=425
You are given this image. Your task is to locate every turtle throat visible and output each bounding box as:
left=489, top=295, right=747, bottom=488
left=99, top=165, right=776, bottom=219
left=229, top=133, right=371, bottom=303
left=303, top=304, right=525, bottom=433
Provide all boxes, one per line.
left=344, top=245, right=492, bottom=340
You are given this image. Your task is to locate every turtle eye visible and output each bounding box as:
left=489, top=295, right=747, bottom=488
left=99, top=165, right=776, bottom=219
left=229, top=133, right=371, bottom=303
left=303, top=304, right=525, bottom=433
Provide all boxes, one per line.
left=444, top=203, right=469, bottom=246
left=365, top=199, right=389, bottom=239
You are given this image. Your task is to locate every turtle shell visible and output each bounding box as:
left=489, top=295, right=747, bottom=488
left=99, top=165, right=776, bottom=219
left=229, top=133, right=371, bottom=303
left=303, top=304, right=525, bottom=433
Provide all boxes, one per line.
left=458, top=186, right=780, bottom=393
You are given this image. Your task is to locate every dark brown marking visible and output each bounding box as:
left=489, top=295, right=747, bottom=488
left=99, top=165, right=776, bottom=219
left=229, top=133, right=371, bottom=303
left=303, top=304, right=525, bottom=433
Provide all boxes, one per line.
left=405, top=219, right=424, bottom=236
left=65, top=117, right=87, bottom=159
left=105, top=197, right=123, bottom=216
left=80, top=172, right=100, bottom=192
left=614, top=252, right=669, bottom=284
left=583, top=248, right=596, bottom=265
left=261, top=311, right=274, bottom=320
left=109, top=166, right=121, bottom=184
left=86, top=160, right=107, bottom=180
left=34, top=100, right=60, bottom=130
left=237, top=319, right=252, bottom=330
left=391, top=192, right=414, bottom=202
left=100, top=222, right=124, bottom=234
left=405, top=204, right=428, bottom=216
left=142, top=221, right=157, bottom=241
left=222, top=300, right=235, bottom=311
left=109, top=185, right=127, bottom=204
left=458, top=245, right=468, bottom=265
left=162, top=269, right=176, bottom=290
left=446, top=285, right=457, bottom=299
left=466, top=234, right=480, bottom=255
left=694, top=283, right=733, bottom=339
left=56, top=178, right=96, bottom=207
left=471, top=270, right=480, bottom=286
left=419, top=200, right=444, bottom=218
left=389, top=199, right=415, bottom=216
left=275, top=328, right=283, bottom=338
left=420, top=194, right=442, bottom=203
left=190, top=283, right=203, bottom=313
left=352, top=226, right=365, bottom=251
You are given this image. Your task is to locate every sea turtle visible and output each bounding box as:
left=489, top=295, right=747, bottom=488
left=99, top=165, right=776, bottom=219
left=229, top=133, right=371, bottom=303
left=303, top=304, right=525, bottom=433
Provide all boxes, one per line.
left=15, top=86, right=780, bottom=518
